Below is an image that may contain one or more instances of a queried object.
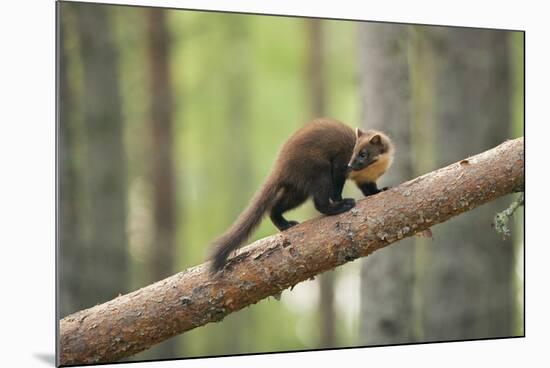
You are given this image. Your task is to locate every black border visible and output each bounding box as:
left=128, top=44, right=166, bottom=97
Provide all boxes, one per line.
left=55, top=1, right=527, bottom=367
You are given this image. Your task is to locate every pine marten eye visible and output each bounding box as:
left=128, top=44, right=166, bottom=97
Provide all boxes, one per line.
left=359, top=151, right=367, bottom=158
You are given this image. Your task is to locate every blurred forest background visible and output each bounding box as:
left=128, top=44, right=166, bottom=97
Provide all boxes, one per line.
left=58, top=2, right=524, bottom=362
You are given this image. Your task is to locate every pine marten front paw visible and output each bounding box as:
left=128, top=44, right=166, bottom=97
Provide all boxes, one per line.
left=281, top=220, right=299, bottom=231
left=381, top=186, right=391, bottom=192
left=341, top=198, right=356, bottom=210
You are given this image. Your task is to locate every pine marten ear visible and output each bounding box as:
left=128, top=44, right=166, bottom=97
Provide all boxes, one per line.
left=370, top=134, right=382, bottom=145
left=355, top=128, right=365, bottom=139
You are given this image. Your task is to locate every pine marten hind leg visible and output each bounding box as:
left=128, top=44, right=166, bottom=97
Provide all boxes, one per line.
left=269, top=188, right=307, bottom=231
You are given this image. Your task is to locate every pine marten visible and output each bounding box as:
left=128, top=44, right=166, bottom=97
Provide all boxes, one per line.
left=209, top=118, right=394, bottom=272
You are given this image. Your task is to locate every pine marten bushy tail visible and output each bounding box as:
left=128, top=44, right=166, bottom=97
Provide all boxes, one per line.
left=209, top=176, right=281, bottom=272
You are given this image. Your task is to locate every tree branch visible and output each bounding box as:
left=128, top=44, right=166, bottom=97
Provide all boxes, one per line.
left=59, top=137, right=524, bottom=365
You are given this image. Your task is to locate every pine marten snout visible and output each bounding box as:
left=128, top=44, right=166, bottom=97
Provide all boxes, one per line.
left=209, top=119, right=393, bottom=272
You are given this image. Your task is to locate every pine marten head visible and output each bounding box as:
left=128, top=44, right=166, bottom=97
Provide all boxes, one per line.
left=347, top=128, right=394, bottom=184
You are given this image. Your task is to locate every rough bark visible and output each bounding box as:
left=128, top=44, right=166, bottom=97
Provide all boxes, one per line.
left=59, top=137, right=524, bottom=365
left=357, top=22, right=415, bottom=345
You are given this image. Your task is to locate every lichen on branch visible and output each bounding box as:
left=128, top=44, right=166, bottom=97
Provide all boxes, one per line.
left=493, top=192, right=524, bottom=239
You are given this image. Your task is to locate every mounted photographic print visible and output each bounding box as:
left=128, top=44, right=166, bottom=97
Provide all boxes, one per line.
left=57, top=1, right=525, bottom=366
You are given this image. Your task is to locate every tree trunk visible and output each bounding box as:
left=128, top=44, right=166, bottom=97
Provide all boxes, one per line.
left=70, top=3, right=128, bottom=313
left=307, top=18, right=336, bottom=348
left=59, top=137, right=524, bottom=365
left=406, top=26, right=438, bottom=341
left=357, top=22, right=416, bottom=345
left=59, top=4, right=85, bottom=317
left=420, top=27, right=515, bottom=340
left=146, top=7, right=178, bottom=358
left=218, top=16, right=254, bottom=354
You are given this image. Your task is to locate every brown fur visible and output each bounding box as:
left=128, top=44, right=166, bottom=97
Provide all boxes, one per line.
left=209, top=118, right=356, bottom=272
left=209, top=119, right=394, bottom=272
